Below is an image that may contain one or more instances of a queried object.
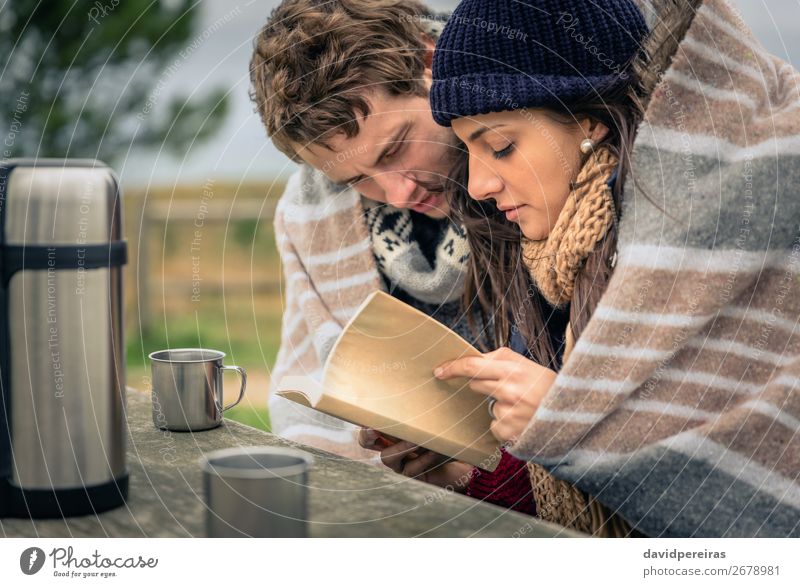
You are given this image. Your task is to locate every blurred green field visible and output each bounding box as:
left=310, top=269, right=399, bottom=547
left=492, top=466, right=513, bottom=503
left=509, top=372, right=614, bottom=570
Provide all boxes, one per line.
left=123, top=180, right=288, bottom=432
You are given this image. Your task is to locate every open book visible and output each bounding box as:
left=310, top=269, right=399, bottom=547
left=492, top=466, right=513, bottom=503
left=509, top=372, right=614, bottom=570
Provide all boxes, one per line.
left=277, top=291, right=501, bottom=472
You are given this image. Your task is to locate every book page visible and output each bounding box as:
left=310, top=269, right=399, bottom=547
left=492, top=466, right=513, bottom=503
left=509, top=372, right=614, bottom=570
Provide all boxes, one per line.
left=275, top=375, right=325, bottom=407
left=321, top=291, right=500, bottom=470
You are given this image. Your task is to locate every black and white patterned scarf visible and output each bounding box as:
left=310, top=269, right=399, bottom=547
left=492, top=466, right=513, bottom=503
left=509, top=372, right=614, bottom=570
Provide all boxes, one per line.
left=363, top=199, right=470, bottom=305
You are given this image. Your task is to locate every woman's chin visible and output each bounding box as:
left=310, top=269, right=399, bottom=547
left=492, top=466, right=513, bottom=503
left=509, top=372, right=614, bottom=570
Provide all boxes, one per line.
left=519, top=222, right=547, bottom=241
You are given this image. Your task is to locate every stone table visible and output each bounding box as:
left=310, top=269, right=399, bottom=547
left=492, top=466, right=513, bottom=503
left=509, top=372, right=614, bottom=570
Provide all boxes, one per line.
left=1, top=389, right=579, bottom=537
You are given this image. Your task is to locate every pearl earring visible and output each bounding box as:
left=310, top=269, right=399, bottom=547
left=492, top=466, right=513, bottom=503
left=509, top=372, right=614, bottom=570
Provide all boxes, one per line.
left=580, top=138, right=596, bottom=154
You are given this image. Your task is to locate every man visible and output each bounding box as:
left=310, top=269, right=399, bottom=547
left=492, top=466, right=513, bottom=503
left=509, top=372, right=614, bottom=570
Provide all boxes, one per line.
left=248, top=0, right=473, bottom=460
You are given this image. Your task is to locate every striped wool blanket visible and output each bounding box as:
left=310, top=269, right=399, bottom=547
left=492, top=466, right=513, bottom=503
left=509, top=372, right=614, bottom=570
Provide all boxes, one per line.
left=512, top=0, right=800, bottom=537
left=269, top=168, right=382, bottom=461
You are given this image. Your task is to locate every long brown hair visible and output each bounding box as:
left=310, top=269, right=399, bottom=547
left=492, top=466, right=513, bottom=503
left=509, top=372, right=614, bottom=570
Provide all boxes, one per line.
left=447, top=82, right=644, bottom=367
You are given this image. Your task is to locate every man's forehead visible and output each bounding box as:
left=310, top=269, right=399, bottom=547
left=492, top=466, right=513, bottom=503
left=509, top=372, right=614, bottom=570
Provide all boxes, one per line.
left=295, top=136, right=371, bottom=180
left=323, top=104, right=401, bottom=150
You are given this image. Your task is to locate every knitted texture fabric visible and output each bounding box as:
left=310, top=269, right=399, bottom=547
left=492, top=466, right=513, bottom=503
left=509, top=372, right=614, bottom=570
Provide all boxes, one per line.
left=521, top=148, right=618, bottom=307
left=527, top=463, right=638, bottom=537
left=466, top=448, right=537, bottom=516
left=363, top=200, right=469, bottom=305
left=517, top=147, right=630, bottom=535
left=430, top=0, right=649, bottom=126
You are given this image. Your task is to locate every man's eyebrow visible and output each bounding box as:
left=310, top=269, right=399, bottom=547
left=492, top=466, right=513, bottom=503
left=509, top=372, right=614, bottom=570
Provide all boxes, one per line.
left=468, top=123, right=509, bottom=142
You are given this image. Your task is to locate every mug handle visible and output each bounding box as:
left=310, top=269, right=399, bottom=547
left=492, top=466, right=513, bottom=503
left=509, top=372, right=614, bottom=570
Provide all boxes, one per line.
left=220, top=365, right=247, bottom=411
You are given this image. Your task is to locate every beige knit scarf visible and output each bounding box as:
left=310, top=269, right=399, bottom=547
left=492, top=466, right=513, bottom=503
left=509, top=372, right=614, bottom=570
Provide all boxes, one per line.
left=520, top=147, right=627, bottom=535
left=521, top=148, right=619, bottom=307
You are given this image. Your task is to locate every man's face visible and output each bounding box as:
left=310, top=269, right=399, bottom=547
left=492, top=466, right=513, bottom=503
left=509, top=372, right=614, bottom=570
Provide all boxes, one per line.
left=294, top=89, right=455, bottom=219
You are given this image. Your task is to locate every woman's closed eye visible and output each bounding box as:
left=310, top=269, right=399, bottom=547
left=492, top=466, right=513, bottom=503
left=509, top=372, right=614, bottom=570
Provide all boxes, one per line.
left=491, top=143, right=515, bottom=160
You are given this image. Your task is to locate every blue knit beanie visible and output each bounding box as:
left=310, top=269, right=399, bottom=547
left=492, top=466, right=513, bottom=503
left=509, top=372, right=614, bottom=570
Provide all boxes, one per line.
left=430, top=0, right=649, bottom=126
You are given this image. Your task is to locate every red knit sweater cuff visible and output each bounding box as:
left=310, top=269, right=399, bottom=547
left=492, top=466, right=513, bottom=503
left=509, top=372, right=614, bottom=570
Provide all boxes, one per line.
left=466, top=449, right=536, bottom=516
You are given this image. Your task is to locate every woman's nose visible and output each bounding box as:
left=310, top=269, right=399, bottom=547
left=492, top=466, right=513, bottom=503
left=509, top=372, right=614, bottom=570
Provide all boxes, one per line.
left=467, top=156, right=503, bottom=201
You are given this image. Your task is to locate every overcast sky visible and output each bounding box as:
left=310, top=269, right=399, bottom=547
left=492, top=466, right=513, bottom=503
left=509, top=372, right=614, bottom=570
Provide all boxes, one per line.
left=119, top=0, right=800, bottom=188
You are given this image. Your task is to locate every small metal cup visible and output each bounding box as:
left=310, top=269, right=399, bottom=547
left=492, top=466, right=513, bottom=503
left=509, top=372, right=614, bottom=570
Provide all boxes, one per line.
left=149, top=348, right=246, bottom=432
left=200, top=446, right=314, bottom=538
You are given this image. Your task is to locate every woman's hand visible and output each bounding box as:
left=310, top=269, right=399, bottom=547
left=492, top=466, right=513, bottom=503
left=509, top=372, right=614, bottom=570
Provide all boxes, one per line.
left=358, top=429, right=473, bottom=490
left=434, top=346, right=557, bottom=443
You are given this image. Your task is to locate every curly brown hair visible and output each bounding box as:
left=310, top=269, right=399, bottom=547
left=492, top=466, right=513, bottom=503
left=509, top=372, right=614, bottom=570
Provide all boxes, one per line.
left=249, top=0, right=438, bottom=162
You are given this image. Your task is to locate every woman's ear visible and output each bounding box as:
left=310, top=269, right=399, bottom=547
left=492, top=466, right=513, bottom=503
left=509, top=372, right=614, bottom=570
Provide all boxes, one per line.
left=580, top=118, right=610, bottom=144
left=582, top=118, right=608, bottom=145
left=590, top=120, right=610, bottom=143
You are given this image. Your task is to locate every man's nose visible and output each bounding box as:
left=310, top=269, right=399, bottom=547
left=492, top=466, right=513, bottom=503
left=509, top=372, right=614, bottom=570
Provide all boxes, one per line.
left=373, top=172, right=418, bottom=208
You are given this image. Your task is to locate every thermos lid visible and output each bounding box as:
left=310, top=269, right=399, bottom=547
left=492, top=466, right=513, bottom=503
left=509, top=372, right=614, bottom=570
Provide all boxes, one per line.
left=0, top=158, right=122, bottom=246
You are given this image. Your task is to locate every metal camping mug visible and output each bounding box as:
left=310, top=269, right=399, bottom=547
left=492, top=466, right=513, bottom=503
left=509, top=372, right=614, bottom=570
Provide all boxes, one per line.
left=201, top=446, right=314, bottom=538
left=149, top=348, right=246, bottom=432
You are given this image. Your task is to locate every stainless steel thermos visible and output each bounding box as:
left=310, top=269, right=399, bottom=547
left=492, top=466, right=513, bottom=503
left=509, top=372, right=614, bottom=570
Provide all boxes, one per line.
left=0, top=159, right=128, bottom=518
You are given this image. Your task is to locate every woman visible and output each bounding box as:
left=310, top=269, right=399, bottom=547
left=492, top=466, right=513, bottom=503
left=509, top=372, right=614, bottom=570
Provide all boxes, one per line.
left=363, top=0, right=652, bottom=531
left=431, top=0, right=800, bottom=538
left=429, top=0, right=651, bottom=535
